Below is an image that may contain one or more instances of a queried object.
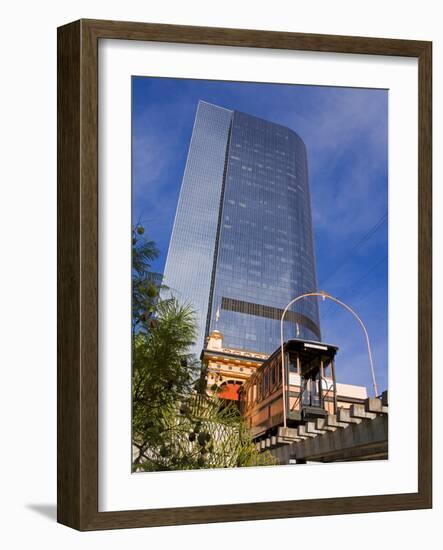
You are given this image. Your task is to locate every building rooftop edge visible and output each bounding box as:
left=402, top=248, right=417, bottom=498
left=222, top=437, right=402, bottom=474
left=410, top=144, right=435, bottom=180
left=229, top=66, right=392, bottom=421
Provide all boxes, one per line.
left=198, top=99, right=233, bottom=113
left=197, top=100, right=304, bottom=143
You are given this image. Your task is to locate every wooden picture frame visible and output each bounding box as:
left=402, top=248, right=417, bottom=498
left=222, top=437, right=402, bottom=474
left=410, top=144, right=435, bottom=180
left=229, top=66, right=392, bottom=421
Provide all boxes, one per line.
left=57, top=18, right=432, bottom=530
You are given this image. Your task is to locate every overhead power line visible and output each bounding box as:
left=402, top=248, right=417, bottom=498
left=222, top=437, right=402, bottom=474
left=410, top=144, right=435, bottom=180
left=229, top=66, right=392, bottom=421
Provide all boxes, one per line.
left=318, top=211, right=388, bottom=288
left=320, top=254, right=388, bottom=323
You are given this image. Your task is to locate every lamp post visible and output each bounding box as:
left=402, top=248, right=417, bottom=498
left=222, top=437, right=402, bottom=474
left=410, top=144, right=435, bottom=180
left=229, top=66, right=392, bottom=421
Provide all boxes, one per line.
left=280, top=290, right=378, bottom=428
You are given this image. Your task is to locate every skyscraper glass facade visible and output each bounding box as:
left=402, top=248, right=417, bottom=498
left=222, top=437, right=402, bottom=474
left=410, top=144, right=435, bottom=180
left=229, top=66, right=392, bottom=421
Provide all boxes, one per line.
left=162, top=101, right=320, bottom=355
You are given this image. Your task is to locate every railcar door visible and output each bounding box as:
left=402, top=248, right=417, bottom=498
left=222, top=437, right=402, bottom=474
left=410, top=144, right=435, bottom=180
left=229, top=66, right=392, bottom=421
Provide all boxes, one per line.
left=301, top=374, right=321, bottom=408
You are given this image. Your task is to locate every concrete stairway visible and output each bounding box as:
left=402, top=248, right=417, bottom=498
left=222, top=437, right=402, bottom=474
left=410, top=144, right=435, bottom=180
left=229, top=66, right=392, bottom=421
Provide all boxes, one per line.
left=256, top=391, right=388, bottom=463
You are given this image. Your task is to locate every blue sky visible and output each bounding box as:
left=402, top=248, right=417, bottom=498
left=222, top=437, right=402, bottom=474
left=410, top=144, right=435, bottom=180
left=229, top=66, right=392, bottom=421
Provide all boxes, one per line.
left=132, top=77, right=388, bottom=395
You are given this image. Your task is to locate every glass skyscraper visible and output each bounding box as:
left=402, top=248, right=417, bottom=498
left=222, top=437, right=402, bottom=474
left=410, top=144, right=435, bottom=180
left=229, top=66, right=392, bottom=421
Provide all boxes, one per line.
left=162, top=101, right=321, bottom=355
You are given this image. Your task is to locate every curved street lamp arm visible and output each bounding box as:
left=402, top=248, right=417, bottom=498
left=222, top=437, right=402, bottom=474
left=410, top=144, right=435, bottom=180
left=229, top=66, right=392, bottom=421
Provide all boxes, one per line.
left=280, top=291, right=378, bottom=429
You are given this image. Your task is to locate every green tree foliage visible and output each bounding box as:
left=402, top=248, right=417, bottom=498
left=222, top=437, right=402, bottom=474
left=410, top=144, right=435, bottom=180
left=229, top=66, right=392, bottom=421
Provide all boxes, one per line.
left=132, top=224, right=164, bottom=334
left=132, top=298, right=200, bottom=467
left=132, top=225, right=276, bottom=471
left=133, top=391, right=275, bottom=471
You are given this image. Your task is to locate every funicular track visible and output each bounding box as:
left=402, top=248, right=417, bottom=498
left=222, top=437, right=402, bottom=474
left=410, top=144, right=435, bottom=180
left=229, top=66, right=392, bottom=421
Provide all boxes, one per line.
left=256, top=391, right=388, bottom=463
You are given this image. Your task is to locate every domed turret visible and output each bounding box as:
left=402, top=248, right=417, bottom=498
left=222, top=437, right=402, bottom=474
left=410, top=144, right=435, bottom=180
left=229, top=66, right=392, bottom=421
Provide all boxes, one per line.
left=206, top=330, right=224, bottom=350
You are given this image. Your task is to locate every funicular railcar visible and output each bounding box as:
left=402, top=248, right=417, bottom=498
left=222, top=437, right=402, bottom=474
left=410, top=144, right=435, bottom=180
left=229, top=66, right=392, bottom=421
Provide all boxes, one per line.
left=238, top=338, right=339, bottom=440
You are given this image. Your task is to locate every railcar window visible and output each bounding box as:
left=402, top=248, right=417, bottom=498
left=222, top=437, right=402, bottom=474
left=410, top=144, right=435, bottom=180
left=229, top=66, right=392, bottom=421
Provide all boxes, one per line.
left=264, top=371, right=269, bottom=395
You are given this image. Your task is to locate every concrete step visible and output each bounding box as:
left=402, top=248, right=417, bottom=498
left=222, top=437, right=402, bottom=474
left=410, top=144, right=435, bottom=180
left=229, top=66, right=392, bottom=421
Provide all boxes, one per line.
left=316, top=418, right=337, bottom=432
left=365, top=397, right=383, bottom=414
left=350, top=404, right=376, bottom=420
left=325, top=414, right=348, bottom=429
left=338, top=408, right=362, bottom=424
left=278, top=427, right=299, bottom=439
left=297, top=425, right=317, bottom=438
left=305, top=421, right=327, bottom=435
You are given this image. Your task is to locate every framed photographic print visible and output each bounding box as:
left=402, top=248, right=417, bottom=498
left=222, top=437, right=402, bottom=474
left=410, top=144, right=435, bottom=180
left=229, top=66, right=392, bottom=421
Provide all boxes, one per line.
left=57, top=19, right=432, bottom=530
